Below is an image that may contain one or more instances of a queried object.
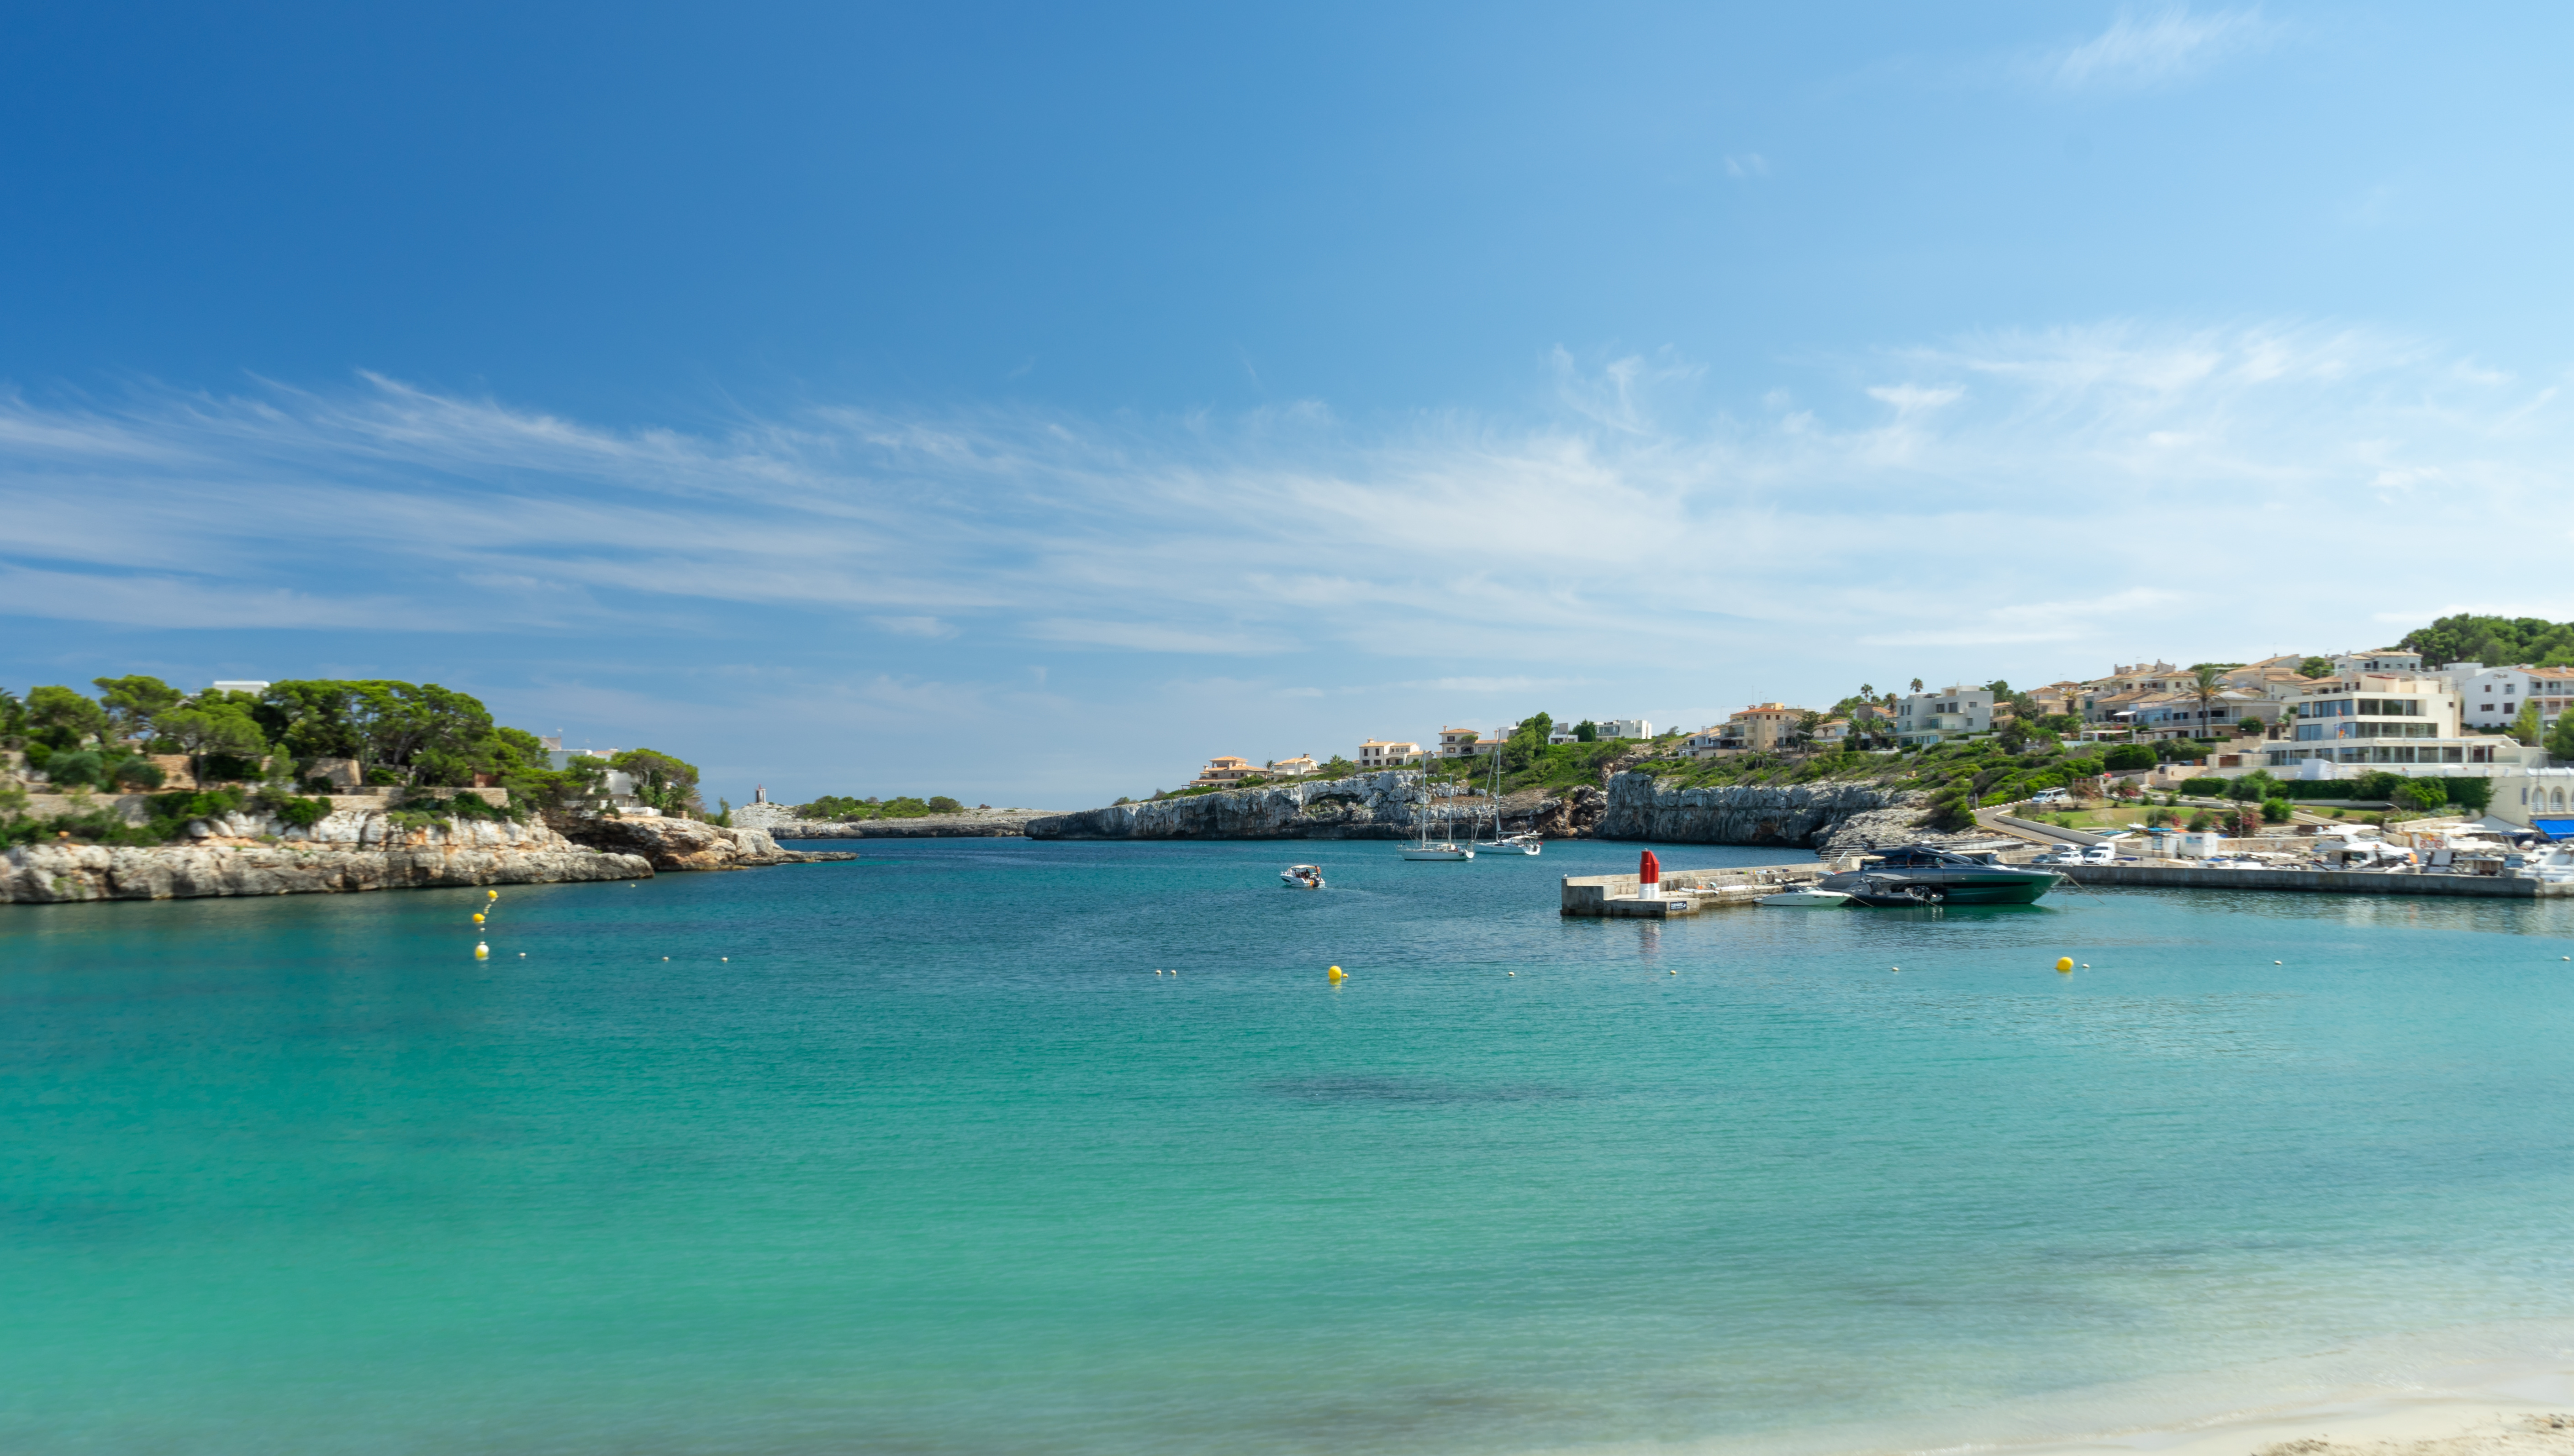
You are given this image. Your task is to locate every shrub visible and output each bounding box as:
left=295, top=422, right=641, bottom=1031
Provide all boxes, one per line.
left=2184, top=810, right=2213, bottom=831
left=2397, top=778, right=2450, bottom=814
left=2261, top=798, right=2291, bottom=823
left=926, top=796, right=964, bottom=814
left=253, top=788, right=333, bottom=828
left=1920, top=793, right=1976, bottom=832
left=2103, top=744, right=2156, bottom=771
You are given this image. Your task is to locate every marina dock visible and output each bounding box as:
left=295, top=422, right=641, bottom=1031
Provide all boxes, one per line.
left=1560, top=864, right=1822, bottom=917
left=2057, top=862, right=2574, bottom=897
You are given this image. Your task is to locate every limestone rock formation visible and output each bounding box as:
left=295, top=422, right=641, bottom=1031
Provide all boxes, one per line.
left=558, top=815, right=852, bottom=870
left=1594, top=773, right=1912, bottom=848
left=1028, top=773, right=1437, bottom=840
left=1, top=815, right=649, bottom=904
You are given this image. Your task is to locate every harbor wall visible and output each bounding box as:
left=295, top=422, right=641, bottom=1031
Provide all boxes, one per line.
left=1560, top=864, right=1825, bottom=916
left=2058, top=863, right=2565, bottom=897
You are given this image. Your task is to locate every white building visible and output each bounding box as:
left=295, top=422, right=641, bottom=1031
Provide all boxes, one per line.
left=2495, top=768, right=2574, bottom=827
left=2259, top=671, right=2533, bottom=772
left=209, top=680, right=270, bottom=696
left=2437, top=662, right=2574, bottom=737
left=2332, top=648, right=2423, bottom=676
left=1894, top=686, right=1993, bottom=745
left=1356, top=739, right=1423, bottom=769
left=1436, top=727, right=1500, bottom=758
left=1545, top=718, right=1651, bottom=744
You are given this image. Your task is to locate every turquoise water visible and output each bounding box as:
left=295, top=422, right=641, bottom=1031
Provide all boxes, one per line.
left=5, top=839, right=2574, bottom=1455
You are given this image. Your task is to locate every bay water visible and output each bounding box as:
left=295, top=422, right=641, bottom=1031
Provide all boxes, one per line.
left=4, top=839, right=2573, bottom=1454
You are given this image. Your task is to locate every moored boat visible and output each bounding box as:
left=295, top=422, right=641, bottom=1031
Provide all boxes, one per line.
left=1280, top=864, right=1325, bottom=889
left=1820, top=844, right=2062, bottom=906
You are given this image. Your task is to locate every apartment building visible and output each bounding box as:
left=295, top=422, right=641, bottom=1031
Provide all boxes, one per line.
left=1356, top=739, right=1423, bottom=769
left=2259, top=672, right=2531, bottom=771
left=1895, top=686, right=1993, bottom=745
left=2437, top=662, right=2574, bottom=736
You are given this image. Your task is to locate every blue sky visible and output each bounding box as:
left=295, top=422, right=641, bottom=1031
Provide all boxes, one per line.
left=5, top=3, right=2573, bottom=804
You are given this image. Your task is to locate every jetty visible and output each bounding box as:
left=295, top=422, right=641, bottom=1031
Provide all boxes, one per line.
left=2055, top=862, right=2572, bottom=897
left=1560, top=863, right=1823, bottom=917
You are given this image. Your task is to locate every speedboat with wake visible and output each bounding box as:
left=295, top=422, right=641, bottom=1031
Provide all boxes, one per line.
left=1821, top=844, right=2064, bottom=907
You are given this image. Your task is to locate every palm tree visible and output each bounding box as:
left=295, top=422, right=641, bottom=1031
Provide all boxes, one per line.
left=1909, top=678, right=1924, bottom=694
left=1859, top=683, right=1873, bottom=700
left=2190, top=664, right=2224, bottom=740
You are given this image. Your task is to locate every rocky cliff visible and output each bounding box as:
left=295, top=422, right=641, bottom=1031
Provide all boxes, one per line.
left=1028, top=773, right=1444, bottom=840
left=1022, top=770, right=1939, bottom=848
left=2, top=811, right=650, bottom=904
left=1589, top=773, right=1919, bottom=849
left=559, top=816, right=854, bottom=870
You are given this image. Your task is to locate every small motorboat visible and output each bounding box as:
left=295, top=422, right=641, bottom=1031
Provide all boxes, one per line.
left=1757, top=885, right=1851, bottom=908
left=1482, top=832, right=1543, bottom=856
left=1280, top=863, right=1325, bottom=889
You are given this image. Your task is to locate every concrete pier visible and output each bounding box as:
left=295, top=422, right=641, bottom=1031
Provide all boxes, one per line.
left=1561, top=864, right=1822, bottom=917
left=2058, top=863, right=2572, bottom=898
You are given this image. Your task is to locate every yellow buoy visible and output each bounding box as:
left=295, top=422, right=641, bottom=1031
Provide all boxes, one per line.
left=488, top=889, right=498, bottom=899
left=2055, top=957, right=2073, bottom=972
left=472, top=912, right=485, bottom=923
left=1327, top=965, right=1345, bottom=982
left=474, top=941, right=488, bottom=959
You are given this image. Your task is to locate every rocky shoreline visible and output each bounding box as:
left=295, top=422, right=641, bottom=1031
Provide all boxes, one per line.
left=1, top=808, right=852, bottom=905
left=1021, top=771, right=1943, bottom=851
left=731, top=803, right=1057, bottom=839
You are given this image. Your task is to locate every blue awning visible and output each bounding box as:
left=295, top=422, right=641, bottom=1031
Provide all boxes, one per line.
left=2533, top=818, right=2574, bottom=841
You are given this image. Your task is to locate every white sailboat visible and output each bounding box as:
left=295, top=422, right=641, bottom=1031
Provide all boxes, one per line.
left=1398, top=775, right=1473, bottom=860
left=1467, top=743, right=1540, bottom=854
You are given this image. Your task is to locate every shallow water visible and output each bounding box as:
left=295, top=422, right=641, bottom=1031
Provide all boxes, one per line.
left=3, top=839, right=2572, bottom=1454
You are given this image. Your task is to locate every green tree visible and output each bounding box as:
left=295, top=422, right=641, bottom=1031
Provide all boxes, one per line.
left=1572, top=720, right=1598, bottom=742
left=926, top=795, right=964, bottom=814
left=2189, top=664, right=2223, bottom=739
left=2397, top=778, right=2450, bottom=814
left=24, top=685, right=108, bottom=749
left=2298, top=656, right=2334, bottom=679
left=155, top=701, right=269, bottom=783
left=91, top=675, right=181, bottom=741
left=2446, top=776, right=2495, bottom=815
left=610, top=748, right=701, bottom=815
left=2549, top=706, right=2574, bottom=763
left=2103, top=743, right=2157, bottom=772
left=2261, top=797, right=2291, bottom=823
left=2510, top=699, right=2543, bottom=746
left=1921, top=792, right=1975, bottom=832
left=1316, top=755, right=1356, bottom=779
left=256, top=680, right=365, bottom=761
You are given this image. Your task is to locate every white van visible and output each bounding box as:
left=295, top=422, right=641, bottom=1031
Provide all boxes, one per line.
left=2029, top=788, right=2072, bottom=806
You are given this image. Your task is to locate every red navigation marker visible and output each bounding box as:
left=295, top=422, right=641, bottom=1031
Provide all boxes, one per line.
left=1640, top=850, right=1660, bottom=885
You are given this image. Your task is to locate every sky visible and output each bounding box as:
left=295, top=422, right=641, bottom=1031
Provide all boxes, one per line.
left=5, top=2, right=2574, bottom=805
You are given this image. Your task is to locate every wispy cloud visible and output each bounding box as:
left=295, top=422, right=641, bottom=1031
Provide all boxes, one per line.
left=2, top=321, right=2569, bottom=693
left=2043, top=6, right=2274, bottom=92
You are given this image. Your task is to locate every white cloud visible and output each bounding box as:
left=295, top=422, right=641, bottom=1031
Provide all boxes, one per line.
left=2044, top=6, right=2273, bottom=92
left=3, top=321, right=2570, bottom=711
